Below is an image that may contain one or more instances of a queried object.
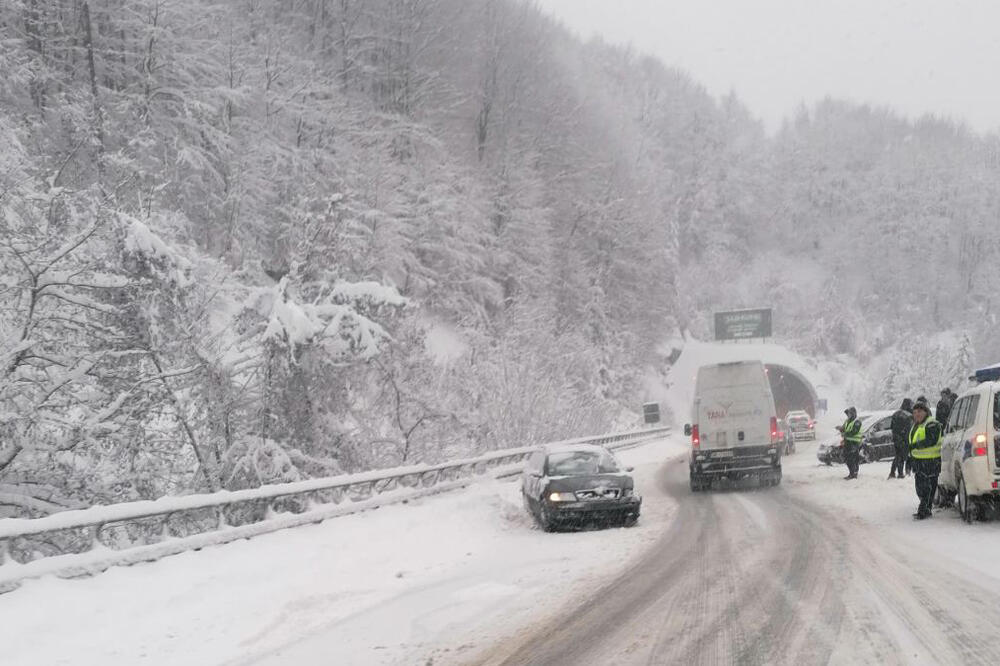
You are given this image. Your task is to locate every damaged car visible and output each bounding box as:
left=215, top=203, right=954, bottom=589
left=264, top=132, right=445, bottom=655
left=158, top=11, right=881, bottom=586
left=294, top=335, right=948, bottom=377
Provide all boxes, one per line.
left=521, top=444, right=641, bottom=531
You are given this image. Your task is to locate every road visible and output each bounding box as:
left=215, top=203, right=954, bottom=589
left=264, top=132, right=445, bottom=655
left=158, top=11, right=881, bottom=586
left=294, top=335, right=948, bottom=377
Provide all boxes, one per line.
left=479, top=458, right=1000, bottom=665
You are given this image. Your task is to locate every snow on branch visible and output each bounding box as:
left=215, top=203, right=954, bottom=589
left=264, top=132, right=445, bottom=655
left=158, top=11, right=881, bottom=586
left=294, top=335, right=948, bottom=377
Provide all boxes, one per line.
left=330, top=280, right=409, bottom=308
left=247, top=277, right=407, bottom=361
left=120, top=213, right=192, bottom=285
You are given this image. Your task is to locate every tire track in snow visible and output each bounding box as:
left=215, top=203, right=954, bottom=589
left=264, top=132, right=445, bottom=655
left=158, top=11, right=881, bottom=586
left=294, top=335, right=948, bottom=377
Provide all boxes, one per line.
left=477, top=460, right=1000, bottom=666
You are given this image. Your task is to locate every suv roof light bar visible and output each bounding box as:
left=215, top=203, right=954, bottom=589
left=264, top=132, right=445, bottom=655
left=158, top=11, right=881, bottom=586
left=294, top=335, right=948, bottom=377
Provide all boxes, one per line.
left=971, top=364, right=1000, bottom=384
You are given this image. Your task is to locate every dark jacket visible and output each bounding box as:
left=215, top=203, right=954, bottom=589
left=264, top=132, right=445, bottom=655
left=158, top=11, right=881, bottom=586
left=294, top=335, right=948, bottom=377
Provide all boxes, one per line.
left=891, top=408, right=913, bottom=448
left=935, top=398, right=952, bottom=427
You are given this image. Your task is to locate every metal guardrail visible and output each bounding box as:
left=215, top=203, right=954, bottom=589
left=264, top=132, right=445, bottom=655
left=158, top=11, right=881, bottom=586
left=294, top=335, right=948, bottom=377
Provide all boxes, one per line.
left=0, top=426, right=670, bottom=588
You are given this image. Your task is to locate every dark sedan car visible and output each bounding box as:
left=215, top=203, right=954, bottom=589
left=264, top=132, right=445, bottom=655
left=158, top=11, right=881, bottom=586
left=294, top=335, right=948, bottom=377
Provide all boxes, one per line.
left=816, top=411, right=895, bottom=465
left=521, top=445, right=641, bottom=531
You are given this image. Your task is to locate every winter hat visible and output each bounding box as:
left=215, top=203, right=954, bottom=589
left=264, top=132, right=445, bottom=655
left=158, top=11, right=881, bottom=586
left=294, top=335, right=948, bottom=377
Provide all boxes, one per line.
left=912, top=398, right=931, bottom=414
left=901, top=398, right=913, bottom=411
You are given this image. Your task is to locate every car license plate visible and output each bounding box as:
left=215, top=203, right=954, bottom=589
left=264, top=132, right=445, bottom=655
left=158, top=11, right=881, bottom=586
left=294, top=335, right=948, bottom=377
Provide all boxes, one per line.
left=712, top=451, right=733, bottom=458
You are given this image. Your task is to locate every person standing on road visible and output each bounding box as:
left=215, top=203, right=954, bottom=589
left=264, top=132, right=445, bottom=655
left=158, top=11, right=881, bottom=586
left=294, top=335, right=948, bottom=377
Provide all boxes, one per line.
left=889, top=398, right=913, bottom=479
left=936, top=389, right=953, bottom=428
left=840, top=407, right=863, bottom=480
left=909, top=398, right=942, bottom=520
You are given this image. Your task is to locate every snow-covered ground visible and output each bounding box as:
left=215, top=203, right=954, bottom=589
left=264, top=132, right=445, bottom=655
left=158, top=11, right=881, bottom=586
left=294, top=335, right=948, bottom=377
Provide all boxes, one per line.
left=0, top=436, right=687, bottom=666
left=783, top=434, right=1000, bottom=583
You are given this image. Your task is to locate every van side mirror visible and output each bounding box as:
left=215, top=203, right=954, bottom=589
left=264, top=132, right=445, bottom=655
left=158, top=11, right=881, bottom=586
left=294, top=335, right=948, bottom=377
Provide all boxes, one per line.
left=684, top=424, right=692, bottom=437
left=625, top=466, right=635, bottom=473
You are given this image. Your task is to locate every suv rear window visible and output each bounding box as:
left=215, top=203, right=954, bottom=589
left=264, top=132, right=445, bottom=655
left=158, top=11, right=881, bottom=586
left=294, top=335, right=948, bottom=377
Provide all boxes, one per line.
left=994, top=392, right=1000, bottom=430
left=948, top=398, right=967, bottom=432
left=949, top=395, right=980, bottom=432
left=964, top=396, right=981, bottom=429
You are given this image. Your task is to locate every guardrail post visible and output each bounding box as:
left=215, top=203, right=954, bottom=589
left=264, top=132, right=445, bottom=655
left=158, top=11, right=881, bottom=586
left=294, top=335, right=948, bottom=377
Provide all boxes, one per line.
left=161, top=513, right=174, bottom=541
left=91, top=523, right=104, bottom=551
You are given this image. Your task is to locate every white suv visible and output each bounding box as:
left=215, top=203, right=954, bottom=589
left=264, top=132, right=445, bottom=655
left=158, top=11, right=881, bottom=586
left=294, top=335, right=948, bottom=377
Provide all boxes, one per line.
left=937, top=369, right=1000, bottom=522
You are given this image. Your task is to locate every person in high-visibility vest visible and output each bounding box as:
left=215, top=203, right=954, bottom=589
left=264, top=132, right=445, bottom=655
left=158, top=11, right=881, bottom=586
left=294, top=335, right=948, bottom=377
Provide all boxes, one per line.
left=908, top=397, right=942, bottom=520
left=839, top=406, right=863, bottom=480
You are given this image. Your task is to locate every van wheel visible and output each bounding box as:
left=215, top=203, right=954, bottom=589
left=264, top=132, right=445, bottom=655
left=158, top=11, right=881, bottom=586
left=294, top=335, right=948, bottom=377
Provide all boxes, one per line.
left=690, top=475, right=709, bottom=492
left=959, top=477, right=973, bottom=524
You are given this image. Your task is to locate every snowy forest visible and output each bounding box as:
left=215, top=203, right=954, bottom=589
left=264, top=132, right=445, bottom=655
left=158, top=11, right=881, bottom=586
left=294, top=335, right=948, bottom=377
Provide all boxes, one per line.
left=2, top=0, right=999, bottom=515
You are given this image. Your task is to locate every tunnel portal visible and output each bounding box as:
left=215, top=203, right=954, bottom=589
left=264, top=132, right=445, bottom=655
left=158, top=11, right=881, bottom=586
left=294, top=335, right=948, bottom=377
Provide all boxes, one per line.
left=765, top=364, right=818, bottom=419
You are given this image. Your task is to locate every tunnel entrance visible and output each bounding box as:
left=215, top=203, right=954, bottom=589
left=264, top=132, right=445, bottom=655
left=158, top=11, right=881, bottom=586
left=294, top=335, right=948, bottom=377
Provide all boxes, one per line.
left=766, top=364, right=818, bottom=418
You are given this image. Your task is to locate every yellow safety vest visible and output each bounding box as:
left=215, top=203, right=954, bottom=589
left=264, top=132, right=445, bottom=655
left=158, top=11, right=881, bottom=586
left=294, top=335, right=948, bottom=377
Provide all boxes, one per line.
left=842, top=418, right=862, bottom=444
left=909, top=418, right=941, bottom=459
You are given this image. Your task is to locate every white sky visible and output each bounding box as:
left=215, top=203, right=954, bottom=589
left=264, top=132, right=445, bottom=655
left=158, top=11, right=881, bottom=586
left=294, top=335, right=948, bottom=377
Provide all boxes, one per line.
left=536, top=0, right=1000, bottom=134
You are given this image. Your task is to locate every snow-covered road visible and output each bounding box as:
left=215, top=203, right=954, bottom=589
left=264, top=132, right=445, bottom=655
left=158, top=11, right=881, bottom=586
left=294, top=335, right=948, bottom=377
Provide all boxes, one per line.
left=478, top=437, right=1000, bottom=665
left=7, top=433, right=1000, bottom=666
left=0, top=437, right=686, bottom=666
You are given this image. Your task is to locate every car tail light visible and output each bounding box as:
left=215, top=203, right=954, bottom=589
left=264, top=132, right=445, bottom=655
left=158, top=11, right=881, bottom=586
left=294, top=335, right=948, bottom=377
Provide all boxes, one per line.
left=691, top=424, right=700, bottom=449
left=973, top=433, right=988, bottom=457
left=770, top=417, right=778, bottom=443
left=809, top=421, right=815, bottom=429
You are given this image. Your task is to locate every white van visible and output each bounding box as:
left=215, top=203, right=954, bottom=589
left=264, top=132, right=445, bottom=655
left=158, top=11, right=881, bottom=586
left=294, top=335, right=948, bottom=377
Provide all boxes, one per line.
left=937, top=367, right=1000, bottom=522
left=684, top=360, right=782, bottom=491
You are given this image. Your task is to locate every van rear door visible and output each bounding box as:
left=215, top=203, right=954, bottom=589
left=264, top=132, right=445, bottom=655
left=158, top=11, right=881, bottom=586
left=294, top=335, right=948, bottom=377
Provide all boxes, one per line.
left=695, top=362, right=775, bottom=450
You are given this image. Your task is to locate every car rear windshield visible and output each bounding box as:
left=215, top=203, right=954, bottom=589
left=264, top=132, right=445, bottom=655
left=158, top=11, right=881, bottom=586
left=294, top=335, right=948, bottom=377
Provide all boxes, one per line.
left=546, top=451, right=619, bottom=476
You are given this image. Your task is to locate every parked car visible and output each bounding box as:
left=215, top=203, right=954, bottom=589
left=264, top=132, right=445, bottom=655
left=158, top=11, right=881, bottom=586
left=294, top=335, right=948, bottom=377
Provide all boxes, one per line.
left=777, top=418, right=795, bottom=455
left=521, top=444, right=641, bottom=531
left=860, top=413, right=897, bottom=462
left=816, top=411, right=894, bottom=465
left=786, top=410, right=816, bottom=440
left=936, top=366, right=1000, bottom=523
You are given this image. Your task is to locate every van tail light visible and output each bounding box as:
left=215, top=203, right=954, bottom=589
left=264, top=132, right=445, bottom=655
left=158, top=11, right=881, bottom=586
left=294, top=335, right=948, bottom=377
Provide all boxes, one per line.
left=770, top=417, right=778, bottom=442
left=973, top=433, right=988, bottom=457
left=691, top=424, right=700, bottom=449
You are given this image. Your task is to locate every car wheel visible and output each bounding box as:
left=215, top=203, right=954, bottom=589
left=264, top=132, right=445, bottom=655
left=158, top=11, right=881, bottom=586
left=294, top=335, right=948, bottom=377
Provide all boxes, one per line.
left=959, top=477, right=973, bottom=524
left=622, top=513, right=638, bottom=528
